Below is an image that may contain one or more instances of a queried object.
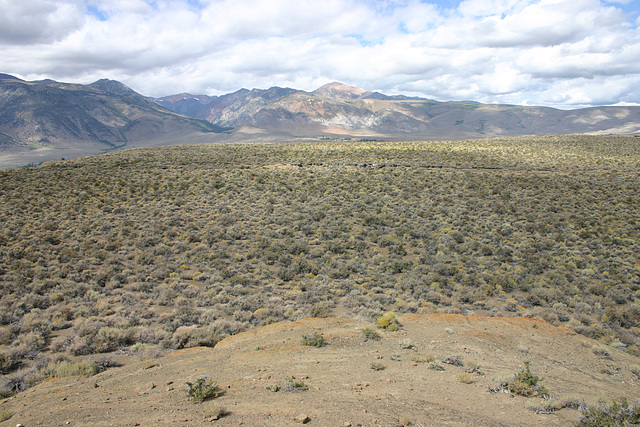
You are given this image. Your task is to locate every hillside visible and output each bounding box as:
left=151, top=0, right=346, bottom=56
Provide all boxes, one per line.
left=0, top=74, right=225, bottom=167
left=0, top=135, right=638, bottom=423
left=2, top=314, right=639, bottom=426
left=157, top=81, right=640, bottom=138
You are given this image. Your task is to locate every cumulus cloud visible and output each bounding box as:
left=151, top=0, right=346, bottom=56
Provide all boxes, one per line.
left=0, top=0, right=638, bottom=108
left=0, top=0, right=85, bottom=44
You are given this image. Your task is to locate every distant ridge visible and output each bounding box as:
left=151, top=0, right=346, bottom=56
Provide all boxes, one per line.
left=1, top=73, right=639, bottom=168
left=0, top=73, right=24, bottom=81
left=0, top=75, right=225, bottom=167
left=157, top=81, right=640, bottom=138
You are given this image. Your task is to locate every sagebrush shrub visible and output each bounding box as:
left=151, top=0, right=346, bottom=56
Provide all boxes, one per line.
left=185, top=376, right=220, bottom=403
left=301, top=332, right=326, bottom=347
left=362, top=328, right=381, bottom=341
left=376, top=311, right=399, bottom=331
left=282, top=376, right=308, bottom=392
left=442, top=355, right=464, bottom=367
left=489, top=361, right=549, bottom=398
left=577, top=398, right=640, bottom=426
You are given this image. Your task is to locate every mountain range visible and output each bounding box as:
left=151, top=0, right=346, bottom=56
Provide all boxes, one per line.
left=0, top=73, right=224, bottom=167
left=156, top=80, right=640, bottom=138
left=1, top=73, right=639, bottom=167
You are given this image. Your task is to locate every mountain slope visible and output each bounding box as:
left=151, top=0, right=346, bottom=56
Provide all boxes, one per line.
left=157, top=82, right=640, bottom=138
left=0, top=75, right=224, bottom=153
left=156, top=86, right=303, bottom=127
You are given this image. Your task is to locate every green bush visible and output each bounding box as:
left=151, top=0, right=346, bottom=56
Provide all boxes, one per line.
left=507, top=380, right=537, bottom=397
left=38, top=360, right=99, bottom=378
left=362, top=327, right=381, bottom=341
left=376, top=311, right=399, bottom=331
left=509, top=361, right=548, bottom=397
left=301, top=332, right=326, bottom=347
left=515, top=361, right=543, bottom=385
left=488, top=362, right=548, bottom=398
left=577, top=398, right=640, bottom=426
left=185, top=376, right=220, bottom=403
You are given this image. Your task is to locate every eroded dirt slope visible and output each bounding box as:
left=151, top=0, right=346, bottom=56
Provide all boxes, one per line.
left=2, top=314, right=639, bottom=426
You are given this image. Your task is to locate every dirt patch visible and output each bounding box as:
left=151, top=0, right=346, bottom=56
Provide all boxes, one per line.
left=2, top=314, right=638, bottom=426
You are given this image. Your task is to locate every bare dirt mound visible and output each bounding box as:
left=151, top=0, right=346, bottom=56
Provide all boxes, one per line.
left=1, top=314, right=638, bottom=426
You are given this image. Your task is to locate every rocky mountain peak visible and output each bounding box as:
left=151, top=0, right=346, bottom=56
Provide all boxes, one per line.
left=89, top=78, right=137, bottom=96
left=314, top=81, right=368, bottom=99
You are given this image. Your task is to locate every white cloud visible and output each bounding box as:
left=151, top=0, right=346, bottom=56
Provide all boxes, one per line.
left=0, top=0, right=638, bottom=108
left=0, top=0, right=85, bottom=44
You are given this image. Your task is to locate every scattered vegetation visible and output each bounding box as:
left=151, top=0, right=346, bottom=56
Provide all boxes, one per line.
left=38, top=359, right=100, bottom=378
left=428, top=361, right=446, bottom=371
left=282, top=376, right=308, bottom=392
left=442, top=355, right=464, bottom=367
left=525, top=395, right=585, bottom=414
left=0, top=408, right=13, bottom=422
left=0, top=356, right=110, bottom=397
left=399, top=415, right=412, bottom=426
left=577, top=397, right=640, bottom=426
left=410, top=354, right=434, bottom=363
left=301, top=332, right=326, bottom=347
left=592, top=346, right=612, bottom=359
left=512, top=361, right=548, bottom=397
left=203, top=401, right=229, bottom=420
left=398, top=339, right=415, bottom=350
left=488, top=361, right=548, bottom=398
left=185, top=376, right=221, bottom=403
left=362, top=328, right=381, bottom=341
left=376, top=312, right=400, bottom=331
left=465, top=362, right=483, bottom=374
left=1, top=135, right=639, bottom=394
left=457, top=373, right=475, bottom=384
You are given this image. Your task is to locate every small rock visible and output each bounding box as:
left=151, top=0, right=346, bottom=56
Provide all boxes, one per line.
left=344, top=423, right=352, bottom=427
left=295, top=413, right=311, bottom=424
left=266, top=384, right=280, bottom=392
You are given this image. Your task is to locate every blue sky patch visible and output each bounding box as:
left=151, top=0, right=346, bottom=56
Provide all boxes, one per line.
left=86, top=4, right=108, bottom=21
left=348, top=33, right=384, bottom=47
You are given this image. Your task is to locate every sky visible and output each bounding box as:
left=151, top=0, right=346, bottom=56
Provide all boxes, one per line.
left=1, top=0, right=639, bottom=109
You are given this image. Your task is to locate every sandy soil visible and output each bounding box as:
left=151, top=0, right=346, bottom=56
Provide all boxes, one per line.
left=1, top=314, right=638, bottom=426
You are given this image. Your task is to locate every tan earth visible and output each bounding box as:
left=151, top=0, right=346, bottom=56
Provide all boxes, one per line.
left=1, top=314, right=639, bottom=426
